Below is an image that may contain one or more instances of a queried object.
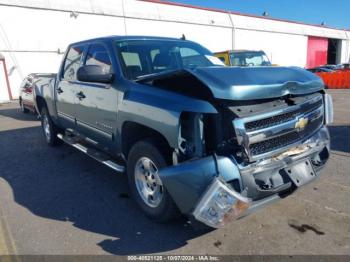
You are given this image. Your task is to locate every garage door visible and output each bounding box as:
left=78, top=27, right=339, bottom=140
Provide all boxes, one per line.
left=307, top=37, right=328, bottom=69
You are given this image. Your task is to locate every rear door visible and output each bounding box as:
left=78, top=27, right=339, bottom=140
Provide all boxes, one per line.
left=56, top=44, right=85, bottom=129
left=75, top=42, right=118, bottom=146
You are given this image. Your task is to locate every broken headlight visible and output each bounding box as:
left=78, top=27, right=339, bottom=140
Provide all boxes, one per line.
left=193, top=178, right=251, bottom=228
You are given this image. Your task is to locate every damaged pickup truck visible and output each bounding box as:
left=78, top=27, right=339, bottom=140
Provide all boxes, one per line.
left=34, top=36, right=333, bottom=228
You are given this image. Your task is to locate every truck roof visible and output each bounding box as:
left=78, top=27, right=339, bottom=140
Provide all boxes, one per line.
left=70, top=35, right=195, bottom=45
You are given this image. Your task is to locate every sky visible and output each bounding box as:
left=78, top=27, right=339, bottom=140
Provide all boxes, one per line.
left=168, top=0, right=350, bottom=29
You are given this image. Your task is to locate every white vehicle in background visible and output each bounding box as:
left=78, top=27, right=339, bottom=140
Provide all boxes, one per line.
left=19, top=73, right=56, bottom=113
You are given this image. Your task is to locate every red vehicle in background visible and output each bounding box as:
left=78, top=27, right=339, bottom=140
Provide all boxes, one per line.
left=308, top=64, right=350, bottom=89
left=19, top=73, right=56, bottom=113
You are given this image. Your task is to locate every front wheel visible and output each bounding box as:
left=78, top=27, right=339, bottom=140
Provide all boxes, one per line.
left=127, top=140, right=180, bottom=222
left=40, top=107, right=62, bottom=146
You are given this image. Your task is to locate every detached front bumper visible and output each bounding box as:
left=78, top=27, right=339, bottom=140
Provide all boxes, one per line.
left=159, top=126, right=330, bottom=228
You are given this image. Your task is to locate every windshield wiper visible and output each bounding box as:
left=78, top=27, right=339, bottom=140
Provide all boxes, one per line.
left=135, top=69, right=184, bottom=82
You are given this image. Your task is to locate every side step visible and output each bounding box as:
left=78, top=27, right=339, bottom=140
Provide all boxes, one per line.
left=57, top=133, right=125, bottom=173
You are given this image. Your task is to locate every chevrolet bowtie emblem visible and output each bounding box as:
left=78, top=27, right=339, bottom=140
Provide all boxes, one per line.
left=295, top=117, right=309, bottom=130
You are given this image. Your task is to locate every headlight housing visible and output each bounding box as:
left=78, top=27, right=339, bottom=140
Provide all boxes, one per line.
left=324, top=93, right=333, bottom=125
left=193, top=178, right=251, bottom=228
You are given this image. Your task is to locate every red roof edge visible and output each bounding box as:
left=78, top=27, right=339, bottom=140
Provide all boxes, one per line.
left=139, top=0, right=350, bottom=32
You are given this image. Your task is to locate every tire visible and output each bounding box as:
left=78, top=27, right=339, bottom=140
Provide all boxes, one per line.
left=127, top=140, right=180, bottom=222
left=20, top=99, right=29, bottom=113
left=40, top=107, right=62, bottom=146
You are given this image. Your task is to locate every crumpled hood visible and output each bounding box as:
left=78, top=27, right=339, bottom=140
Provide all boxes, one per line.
left=188, top=66, right=324, bottom=100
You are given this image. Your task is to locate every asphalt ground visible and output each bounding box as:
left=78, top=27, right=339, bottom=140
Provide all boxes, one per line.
left=0, top=89, right=349, bottom=256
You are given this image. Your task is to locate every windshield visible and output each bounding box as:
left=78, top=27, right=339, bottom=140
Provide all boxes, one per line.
left=115, top=40, right=225, bottom=80
left=230, top=51, right=271, bottom=67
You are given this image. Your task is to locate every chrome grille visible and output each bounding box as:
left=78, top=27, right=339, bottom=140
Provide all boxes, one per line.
left=249, top=115, right=324, bottom=156
left=233, top=94, right=324, bottom=161
left=245, top=99, right=323, bottom=132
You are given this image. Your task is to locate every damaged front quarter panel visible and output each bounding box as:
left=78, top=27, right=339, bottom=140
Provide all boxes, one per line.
left=117, top=81, right=217, bottom=150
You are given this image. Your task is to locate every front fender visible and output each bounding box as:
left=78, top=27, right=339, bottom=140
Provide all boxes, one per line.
left=117, top=84, right=217, bottom=149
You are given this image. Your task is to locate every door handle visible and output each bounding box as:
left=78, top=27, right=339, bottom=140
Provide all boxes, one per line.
left=57, top=87, right=64, bottom=94
left=76, top=91, right=86, bottom=100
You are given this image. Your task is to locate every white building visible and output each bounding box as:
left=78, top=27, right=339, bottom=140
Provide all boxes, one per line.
left=0, top=0, right=349, bottom=101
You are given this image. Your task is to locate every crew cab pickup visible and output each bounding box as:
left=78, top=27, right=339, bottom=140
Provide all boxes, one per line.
left=34, top=36, right=333, bottom=228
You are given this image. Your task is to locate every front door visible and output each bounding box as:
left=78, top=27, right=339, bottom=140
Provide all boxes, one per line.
left=56, top=44, right=85, bottom=129
left=75, top=42, right=118, bottom=147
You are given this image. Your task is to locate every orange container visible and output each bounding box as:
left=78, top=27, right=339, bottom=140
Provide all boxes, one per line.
left=345, top=71, right=350, bottom=89
left=316, top=70, right=350, bottom=89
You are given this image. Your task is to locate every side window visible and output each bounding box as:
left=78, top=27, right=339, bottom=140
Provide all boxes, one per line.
left=121, top=52, right=142, bottom=69
left=121, top=52, right=143, bottom=79
left=63, top=45, right=84, bottom=80
left=85, top=43, right=112, bottom=73
left=246, top=56, right=263, bottom=66
left=150, top=49, right=160, bottom=62
left=232, top=57, right=241, bottom=66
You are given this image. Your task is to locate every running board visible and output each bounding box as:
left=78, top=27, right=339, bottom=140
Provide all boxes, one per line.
left=57, top=133, right=125, bottom=173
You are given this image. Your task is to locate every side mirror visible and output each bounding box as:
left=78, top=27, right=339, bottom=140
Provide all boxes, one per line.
left=77, top=65, right=114, bottom=84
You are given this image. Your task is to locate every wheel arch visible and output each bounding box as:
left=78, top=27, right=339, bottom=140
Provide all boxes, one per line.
left=121, top=121, right=173, bottom=162
left=35, top=95, right=47, bottom=114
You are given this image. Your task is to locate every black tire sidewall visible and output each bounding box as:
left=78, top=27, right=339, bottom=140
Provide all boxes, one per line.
left=127, top=140, right=178, bottom=222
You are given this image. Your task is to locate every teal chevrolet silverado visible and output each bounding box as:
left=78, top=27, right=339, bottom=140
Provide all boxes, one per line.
left=34, top=36, right=333, bottom=228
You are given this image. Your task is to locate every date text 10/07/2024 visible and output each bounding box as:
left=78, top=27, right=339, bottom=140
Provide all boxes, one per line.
left=127, top=255, right=220, bottom=261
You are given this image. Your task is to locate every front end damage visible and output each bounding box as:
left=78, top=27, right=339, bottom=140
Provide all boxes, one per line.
left=139, top=66, right=333, bottom=228
left=160, top=127, right=330, bottom=228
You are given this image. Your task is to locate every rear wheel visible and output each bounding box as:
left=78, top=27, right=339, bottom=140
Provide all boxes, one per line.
left=127, top=140, right=180, bottom=222
left=20, top=99, right=29, bottom=113
left=40, top=107, right=62, bottom=146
